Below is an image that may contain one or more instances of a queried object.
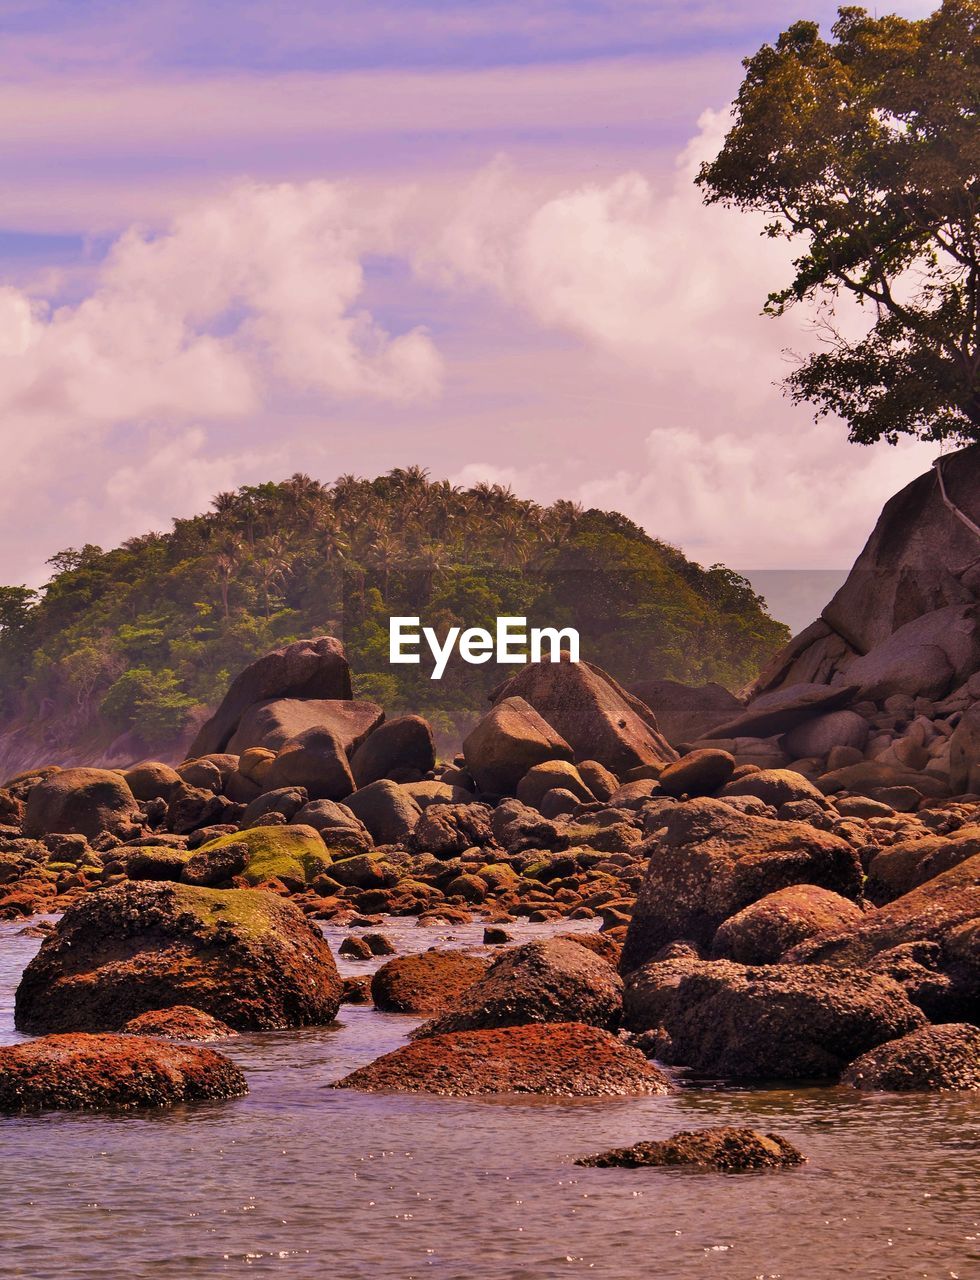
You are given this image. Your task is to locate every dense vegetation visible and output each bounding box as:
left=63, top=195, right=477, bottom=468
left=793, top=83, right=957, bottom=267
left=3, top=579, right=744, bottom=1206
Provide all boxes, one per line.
left=0, top=469, right=788, bottom=752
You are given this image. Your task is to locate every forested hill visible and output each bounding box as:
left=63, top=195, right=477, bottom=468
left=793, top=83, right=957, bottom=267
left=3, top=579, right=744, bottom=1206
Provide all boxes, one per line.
left=0, top=468, right=789, bottom=768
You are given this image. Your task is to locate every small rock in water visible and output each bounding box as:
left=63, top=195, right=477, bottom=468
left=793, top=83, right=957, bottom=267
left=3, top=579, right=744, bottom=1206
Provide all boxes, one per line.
left=576, top=1126, right=805, bottom=1172
left=842, top=1023, right=980, bottom=1091
left=338, top=935, right=373, bottom=960
left=341, top=975, right=373, bottom=1004
left=362, top=931, right=396, bottom=956
left=483, top=926, right=513, bottom=945
left=123, top=1006, right=236, bottom=1042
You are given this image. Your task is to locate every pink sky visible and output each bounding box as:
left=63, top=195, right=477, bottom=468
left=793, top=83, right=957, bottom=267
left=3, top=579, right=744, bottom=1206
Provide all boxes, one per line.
left=0, top=0, right=943, bottom=620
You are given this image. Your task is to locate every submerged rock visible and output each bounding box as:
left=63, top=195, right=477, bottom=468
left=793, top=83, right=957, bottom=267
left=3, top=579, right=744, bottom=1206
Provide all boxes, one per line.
left=842, top=1023, right=980, bottom=1092
left=576, top=1126, right=805, bottom=1172
left=334, top=1021, right=672, bottom=1097
left=0, top=1033, right=247, bottom=1112
left=15, top=881, right=342, bottom=1033
left=122, top=1005, right=237, bottom=1041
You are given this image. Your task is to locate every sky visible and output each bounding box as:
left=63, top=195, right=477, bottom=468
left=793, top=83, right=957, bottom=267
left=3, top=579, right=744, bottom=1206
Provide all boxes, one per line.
left=0, top=0, right=948, bottom=629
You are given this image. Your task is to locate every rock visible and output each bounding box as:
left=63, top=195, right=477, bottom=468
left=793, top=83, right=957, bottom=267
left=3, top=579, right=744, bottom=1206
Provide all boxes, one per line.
left=196, top=825, right=330, bottom=887
left=539, top=787, right=581, bottom=818
left=866, top=826, right=980, bottom=903
left=784, top=853, right=980, bottom=1019
left=339, top=935, right=372, bottom=959
left=659, top=749, right=735, bottom=798
left=122, top=1006, right=236, bottom=1041
left=24, top=768, right=139, bottom=841
left=121, top=845, right=192, bottom=882
left=843, top=606, right=980, bottom=700
left=841, top=1023, right=980, bottom=1091
left=704, top=683, right=859, bottom=740
left=491, top=657, right=677, bottom=774
left=176, top=758, right=225, bottom=793
left=188, top=635, right=352, bottom=757
left=341, top=975, right=372, bottom=1003
left=180, top=839, right=249, bottom=887
left=409, top=803, right=494, bottom=858
left=361, top=932, right=396, bottom=956
left=416, top=937, right=622, bottom=1037
left=576, top=1126, right=805, bottom=1172
left=264, top=727, right=355, bottom=801
left=623, top=957, right=924, bottom=1080
left=241, top=785, right=308, bottom=826
left=577, top=760, right=619, bottom=801
left=292, top=799, right=373, bottom=854
left=630, top=680, right=744, bottom=747
left=350, top=715, right=435, bottom=787
left=817, top=761, right=949, bottom=799
left=371, top=950, right=489, bottom=1014
left=783, top=711, right=869, bottom=760
left=228, top=697, right=383, bottom=755
left=14, top=881, right=342, bottom=1032
left=329, top=853, right=399, bottom=891
left=334, top=1021, right=671, bottom=1097
left=824, top=445, right=980, bottom=654
left=483, top=926, right=513, bottom=945
left=622, top=798, right=862, bottom=972
left=224, top=770, right=262, bottom=803
left=949, top=704, right=980, bottom=795
left=402, top=780, right=466, bottom=808
left=721, top=768, right=826, bottom=808
left=238, top=747, right=276, bottom=784
left=490, top=798, right=566, bottom=853
left=344, top=780, right=422, bottom=844
left=462, top=697, right=573, bottom=795
left=711, top=884, right=865, bottom=964
left=515, top=759, right=594, bottom=808
left=0, top=1033, right=247, bottom=1112
left=124, top=762, right=182, bottom=802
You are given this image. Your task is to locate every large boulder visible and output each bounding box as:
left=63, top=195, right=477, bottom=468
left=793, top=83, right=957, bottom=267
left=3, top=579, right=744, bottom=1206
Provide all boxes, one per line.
left=950, top=704, right=980, bottom=795
left=784, top=853, right=980, bottom=1019
left=408, top=802, right=494, bottom=858
left=515, top=759, right=594, bottom=808
left=823, top=444, right=980, bottom=655
left=344, top=780, right=422, bottom=844
left=576, top=1127, right=805, bottom=1171
left=462, top=697, right=573, bottom=795
left=621, top=798, right=863, bottom=972
left=14, top=881, right=343, bottom=1032
left=334, top=1022, right=671, bottom=1097
left=350, top=715, right=435, bottom=787
left=124, top=761, right=182, bottom=802
left=783, top=711, right=869, bottom=760
left=24, top=768, right=139, bottom=841
left=291, top=799, right=373, bottom=855
left=842, top=604, right=980, bottom=701
left=841, top=1023, right=980, bottom=1091
left=720, top=768, right=826, bottom=808
left=228, top=698, right=383, bottom=755
left=490, top=798, right=566, bottom=853
left=371, top=950, right=490, bottom=1014
left=865, top=826, right=980, bottom=903
left=0, top=1033, right=247, bottom=1112
left=416, top=938, right=623, bottom=1037
left=659, top=749, right=735, bottom=798
left=263, top=727, right=355, bottom=801
left=630, top=680, right=743, bottom=747
left=704, top=682, right=859, bottom=740
left=711, top=884, right=865, bottom=964
left=194, top=824, right=331, bottom=887
left=189, top=636, right=352, bottom=757
left=491, top=656, right=677, bottom=774
left=623, top=957, right=924, bottom=1080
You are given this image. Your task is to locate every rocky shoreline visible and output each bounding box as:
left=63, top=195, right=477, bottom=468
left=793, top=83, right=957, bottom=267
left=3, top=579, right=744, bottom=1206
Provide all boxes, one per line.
left=0, top=591, right=976, bottom=1113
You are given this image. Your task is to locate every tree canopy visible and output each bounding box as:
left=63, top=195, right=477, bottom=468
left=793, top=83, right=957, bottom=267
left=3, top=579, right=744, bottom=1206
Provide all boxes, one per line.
left=697, top=1, right=980, bottom=445
left=0, top=470, right=788, bottom=753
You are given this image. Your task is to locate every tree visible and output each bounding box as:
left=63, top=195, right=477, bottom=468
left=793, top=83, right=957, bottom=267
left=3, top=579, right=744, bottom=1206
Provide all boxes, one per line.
left=0, top=586, right=37, bottom=633
left=697, top=2, right=980, bottom=445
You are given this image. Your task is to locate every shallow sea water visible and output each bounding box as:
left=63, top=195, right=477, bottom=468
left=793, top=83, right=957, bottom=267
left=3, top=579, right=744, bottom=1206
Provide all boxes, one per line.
left=0, top=917, right=978, bottom=1280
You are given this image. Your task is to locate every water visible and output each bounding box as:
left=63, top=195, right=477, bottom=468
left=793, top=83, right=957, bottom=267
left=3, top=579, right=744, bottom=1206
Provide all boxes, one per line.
left=0, top=918, right=978, bottom=1280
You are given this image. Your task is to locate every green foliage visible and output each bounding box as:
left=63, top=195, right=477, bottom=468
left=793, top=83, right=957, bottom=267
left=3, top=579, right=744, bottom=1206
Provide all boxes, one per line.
left=697, top=1, right=980, bottom=444
left=0, top=469, right=789, bottom=750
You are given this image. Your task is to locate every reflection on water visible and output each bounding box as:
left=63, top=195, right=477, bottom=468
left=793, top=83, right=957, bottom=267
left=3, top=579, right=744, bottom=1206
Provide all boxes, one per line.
left=0, top=918, right=978, bottom=1279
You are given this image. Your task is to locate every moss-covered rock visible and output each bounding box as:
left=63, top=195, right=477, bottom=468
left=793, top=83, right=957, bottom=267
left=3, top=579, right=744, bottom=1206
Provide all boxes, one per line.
left=15, top=881, right=343, bottom=1032
left=197, top=823, right=330, bottom=887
